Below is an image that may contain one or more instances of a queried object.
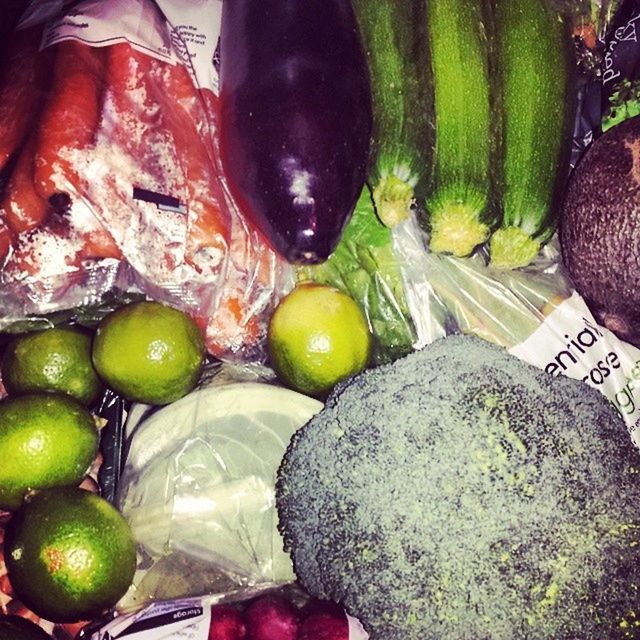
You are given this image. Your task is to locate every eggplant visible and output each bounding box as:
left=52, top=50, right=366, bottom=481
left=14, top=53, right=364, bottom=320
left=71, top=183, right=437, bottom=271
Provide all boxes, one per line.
left=219, top=0, right=372, bottom=264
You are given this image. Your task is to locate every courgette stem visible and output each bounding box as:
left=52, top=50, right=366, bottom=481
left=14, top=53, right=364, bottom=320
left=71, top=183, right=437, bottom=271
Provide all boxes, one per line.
left=351, top=0, right=433, bottom=229
left=424, top=0, right=496, bottom=258
left=372, top=175, right=416, bottom=228
left=488, top=227, right=542, bottom=271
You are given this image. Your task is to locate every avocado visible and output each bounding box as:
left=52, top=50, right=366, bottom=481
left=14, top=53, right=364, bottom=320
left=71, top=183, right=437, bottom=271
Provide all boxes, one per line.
left=560, top=115, right=640, bottom=346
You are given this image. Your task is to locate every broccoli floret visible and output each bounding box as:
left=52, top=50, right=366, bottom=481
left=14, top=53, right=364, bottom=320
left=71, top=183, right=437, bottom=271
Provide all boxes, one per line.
left=276, top=334, right=640, bottom=640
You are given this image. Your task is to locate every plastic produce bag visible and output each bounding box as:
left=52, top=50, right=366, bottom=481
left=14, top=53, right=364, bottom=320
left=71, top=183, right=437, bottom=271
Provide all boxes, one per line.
left=115, top=378, right=322, bottom=610
left=298, top=186, right=431, bottom=366
left=0, top=0, right=292, bottom=362
left=89, top=592, right=370, bottom=640
left=393, top=213, right=640, bottom=446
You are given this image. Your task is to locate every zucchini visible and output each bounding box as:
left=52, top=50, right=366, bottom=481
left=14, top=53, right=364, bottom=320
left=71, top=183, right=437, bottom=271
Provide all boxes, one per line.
left=488, top=0, right=576, bottom=270
left=425, top=0, right=496, bottom=257
left=350, top=0, right=433, bottom=228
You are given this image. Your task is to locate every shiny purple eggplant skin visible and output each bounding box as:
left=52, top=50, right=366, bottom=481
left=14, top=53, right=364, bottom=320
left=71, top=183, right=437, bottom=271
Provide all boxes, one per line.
left=219, top=0, right=372, bottom=264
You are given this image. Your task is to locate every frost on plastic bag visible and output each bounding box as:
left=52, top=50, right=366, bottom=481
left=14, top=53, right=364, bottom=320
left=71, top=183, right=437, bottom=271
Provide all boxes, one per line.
left=115, top=379, right=322, bottom=610
left=0, top=0, right=292, bottom=362
left=394, top=214, right=640, bottom=446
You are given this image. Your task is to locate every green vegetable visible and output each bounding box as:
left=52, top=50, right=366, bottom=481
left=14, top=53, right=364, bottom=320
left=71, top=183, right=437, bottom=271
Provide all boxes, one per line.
left=350, top=0, right=433, bottom=227
left=277, top=334, right=640, bottom=640
left=424, top=0, right=496, bottom=257
left=298, top=186, right=415, bottom=365
left=488, top=0, right=576, bottom=269
left=602, top=79, right=640, bottom=132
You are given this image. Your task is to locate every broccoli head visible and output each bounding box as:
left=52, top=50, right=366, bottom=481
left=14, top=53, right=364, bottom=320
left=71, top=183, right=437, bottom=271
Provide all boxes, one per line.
left=276, top=334, right=640, bottom=639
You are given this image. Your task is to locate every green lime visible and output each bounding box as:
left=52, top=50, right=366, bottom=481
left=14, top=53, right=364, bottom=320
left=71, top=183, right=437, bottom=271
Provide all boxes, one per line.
left=0, top=393, right=99, bottom=511
left=92, top=301, right=205, bottom=405
left=0, top=616, right=51, bottom=640
left=267, top=283, right=372, bottom=397
left=4, top=486, right=137, bottom=624
left=1, top=326, right=103, bottom=406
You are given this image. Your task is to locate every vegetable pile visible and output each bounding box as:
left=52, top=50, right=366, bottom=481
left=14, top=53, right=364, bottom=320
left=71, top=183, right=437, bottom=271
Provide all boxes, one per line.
left=277, top=334, right=640, bottom=639
left=1, top=0, right=640, bottom=638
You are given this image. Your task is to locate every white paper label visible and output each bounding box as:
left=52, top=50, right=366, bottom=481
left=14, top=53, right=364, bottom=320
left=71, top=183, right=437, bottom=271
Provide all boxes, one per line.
left=509, top=291, right=640, bottom=444
left=94, top=597, right=211, bottom=640
left=155, top=0, right=222, bottom=93
left=21, top=0, right=221, bottom=92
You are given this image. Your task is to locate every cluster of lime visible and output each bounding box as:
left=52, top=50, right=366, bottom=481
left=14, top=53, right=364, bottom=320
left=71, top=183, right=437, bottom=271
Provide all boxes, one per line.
left=0, top=286, right=370, bottom=635
left=0, top=301, right=206, bottom=629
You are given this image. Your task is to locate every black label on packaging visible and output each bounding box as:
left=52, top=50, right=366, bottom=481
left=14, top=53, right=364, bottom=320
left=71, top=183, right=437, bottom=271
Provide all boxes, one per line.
left=118, top=606, right=204, bottom=637
left=601, top=0, right=640, bottom=123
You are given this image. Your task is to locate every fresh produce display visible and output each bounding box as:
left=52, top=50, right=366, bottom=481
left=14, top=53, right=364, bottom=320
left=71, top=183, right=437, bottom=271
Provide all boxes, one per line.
left=277, top=334, right=640, bottom=639
left=487, top=0, right=577, bottom=269
left=424, top=0, right=496, bottom=258
left=92, top=301, right=205, bottom=405
left=349, top=0, right=432, bottom=228
left=0, top=393, right=99, bottom=511
left=0, top=0, right=639, bottom=638
left=267, top=284, right=372, bottom=398
left=560, top=114, right=640, bottom=347
left=0, top=326, right=103, bottom=406
left=3, top=487, right=136, bottom=624
left=219, top=0, right=372, bottom=264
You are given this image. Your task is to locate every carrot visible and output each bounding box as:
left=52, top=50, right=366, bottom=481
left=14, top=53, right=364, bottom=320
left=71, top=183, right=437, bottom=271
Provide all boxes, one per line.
left=0, top=27, right=52, bottom=173
left=202, top=229, right=286, bottom=358
left=78, top=227, right=122, bottom=261
left=33, top=40, right=106, bottom=206
left=574, top=22, right=597, bottom=50
left=105, top=43, right=185, bottom=187
left=76, top=210, right=122, bottom=260
left=105, top=43, right=230, bottom=268
left=151, top=61, right=231, bottom=265
left=1, top=133, right=50, bottom=234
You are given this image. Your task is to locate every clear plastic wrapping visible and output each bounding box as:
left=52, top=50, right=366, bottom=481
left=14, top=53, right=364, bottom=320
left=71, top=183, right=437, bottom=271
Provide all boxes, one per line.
left=393, top=214, right=640, bottom=445
left=0, top=0, right=293, bottom=362
left=115, top=376, right=322, bottom=610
